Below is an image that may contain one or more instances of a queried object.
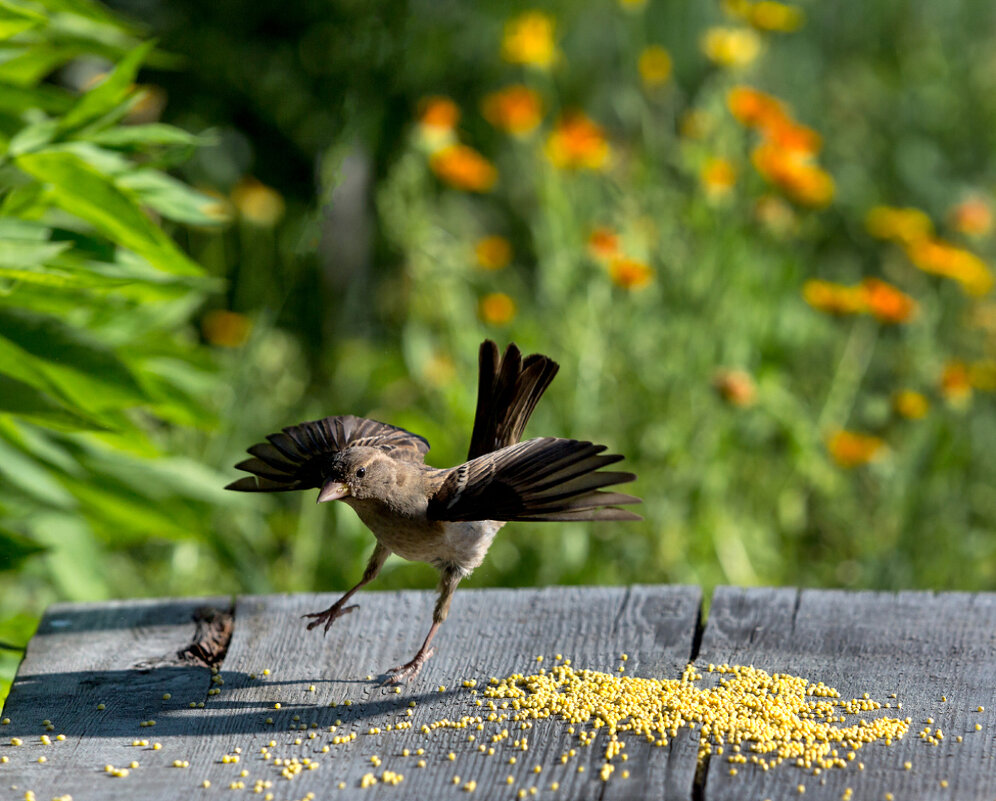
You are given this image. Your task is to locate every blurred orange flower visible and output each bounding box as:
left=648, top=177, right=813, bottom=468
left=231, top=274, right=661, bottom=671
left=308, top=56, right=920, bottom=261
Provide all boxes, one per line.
left=727, top=86, right=787, bottom=129
left=475, top=235, right=512, bottom=270
left=865, top=206, right=933, bottom=245
left=479, top=292, right=517, bottom=325
left=231, top=177, right=285, bottom=226
left=752, top=144, right=834, bottom=207
left=702, top=26, right=762, bottom=67
left=893, top=390, right=930, bottom=420
left=904, top=237, right=993, bottom=296
left=949, top=196, right=993, bottom=238
left=419, top=96, right=460, bottom=132
left=588, top=227, right=620, bottom=260
left=765, top=119, right=821, bottom=155
left=502, top=11, right=557, bottom=69
left=940, top=360, right=973, bottom=405
left=748, top=1, right=805, bottom=32
left=713, top=368, right=757, bottom=407
left=859, top=278, right=918, bottom=324
left=545, top=112, right=611, bottom=171
left=803, top=279, right=865, bottom=316
left=429, top=145, right=497, bottom=192
left=827, top=430, right=886, bottom=468
left=482, top=85, right=543, bottom=136
left=638, top=45, right=673, bottom=88
left=202, top=310, right=252, bottom=348
left=701, top=157, right=737, bottom=201
left=608, top=256, right=654, bottom=290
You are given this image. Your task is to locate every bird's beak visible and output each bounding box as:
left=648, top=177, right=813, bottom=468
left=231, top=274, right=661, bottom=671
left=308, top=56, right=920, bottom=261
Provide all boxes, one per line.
left=317, top=479, right=350, bottom=503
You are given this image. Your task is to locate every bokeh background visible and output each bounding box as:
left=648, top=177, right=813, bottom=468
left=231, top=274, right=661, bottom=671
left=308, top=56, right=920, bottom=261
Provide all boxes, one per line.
left=1, top=0, right=995, bottom=699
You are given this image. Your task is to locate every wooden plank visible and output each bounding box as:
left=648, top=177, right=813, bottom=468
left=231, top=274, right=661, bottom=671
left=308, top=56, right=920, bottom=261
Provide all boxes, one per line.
left=697, top=587, right=996, bottom=801
left=0, top=586, right=702, bottom=800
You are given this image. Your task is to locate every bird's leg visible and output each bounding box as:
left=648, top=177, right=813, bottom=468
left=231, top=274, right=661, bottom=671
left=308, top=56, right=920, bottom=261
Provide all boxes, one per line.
left=304, top=542, right=390, bottom=634
left=384, top=567, right=462, bottom=685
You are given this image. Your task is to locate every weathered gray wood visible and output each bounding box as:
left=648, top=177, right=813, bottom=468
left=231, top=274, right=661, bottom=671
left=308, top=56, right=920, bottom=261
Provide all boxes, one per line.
left=698, top=587, right=996, bottom=801
left=0, top=586, right=702, bottom=800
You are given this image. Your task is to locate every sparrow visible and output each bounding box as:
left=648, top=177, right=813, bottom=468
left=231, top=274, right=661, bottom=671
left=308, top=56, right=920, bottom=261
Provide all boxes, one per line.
left=226, top=340, right=641, bottom=683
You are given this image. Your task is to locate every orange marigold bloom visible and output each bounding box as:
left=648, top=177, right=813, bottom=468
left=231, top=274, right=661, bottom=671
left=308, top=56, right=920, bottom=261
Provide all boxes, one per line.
left=748, top=1, right=805, bottom=32
left=419, top=96, right=460, bottom=131
left=765, top=119, right=821, bottom=155
left=202, top=310, right=251, bottom=348
left=893, top=390, right=929, bottom=420
left=859, top=278, right=918, bottom=324
left=231, top=177, right=285, bottom=226
left=949, top=196, right=993, bottom=238
left=864, top=205, right=932, bottom=244
left=608, top=256, right=654, bottom=290
left=904, top=238, right=993, bottom=296
left=474, top=235, right=512, bottom=270
left=545, top=112, right=611, bottom=171
left=802, top=279, right=865, bottom=316
left=587, top=227, right=620, bottom=260
left=752, top=144, right=834, bottom=207
left=727, top=86, right=787, bottom=129
left=702, top=26, right=762, bottom=67
left=481, top=85, right=543, bottom=136
left=713, top=368, right=757, bottom=407
left=501, top=11, right=557, bottom=69
left=429, top=145, right=497, bottom=192
left=827, top=430, right=886, bottom=468
left=478, top=292, right=517, bottom=325
left=701, top=157, right=737, bottom=202
left=638, top=45, right=673, bottom=87
left=940, top=361, right=972, bottom=404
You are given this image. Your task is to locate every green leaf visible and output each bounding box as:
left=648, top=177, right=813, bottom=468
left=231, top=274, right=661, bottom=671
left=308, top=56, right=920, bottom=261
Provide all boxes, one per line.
left=119, top=169, right=229, bottom=226
left=86, top=123, right=212, bottom=149
left=7, top=118, right=59, bottom=155
left=0, top=373, right=101, bottom=429
left=0, top=526, right=45, bottom=572
left=0, top=429, right=75, bottom=507
left=0, top=0, right=46, bottom=42
left=60, top=39, right=155, bottom=132
left=0, top=238, right=70, bottom=267
left=0, top=81, right=73, bottom=114
left=0, top=45, right=80, bottom=86
left=14, top=148, right=205, bottom=276
left=0, top=307, right=148, bottom=410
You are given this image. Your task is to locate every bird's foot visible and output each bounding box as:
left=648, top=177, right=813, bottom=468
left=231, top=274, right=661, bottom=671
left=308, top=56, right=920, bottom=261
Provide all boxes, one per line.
left=381, top=647, right=436, bottom=686
left=303, top=603, right=358, bottom=634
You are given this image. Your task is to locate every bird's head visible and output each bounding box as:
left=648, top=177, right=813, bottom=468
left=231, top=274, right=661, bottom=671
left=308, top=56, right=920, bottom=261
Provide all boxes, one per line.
left=317, top=446, right=392, bottom=504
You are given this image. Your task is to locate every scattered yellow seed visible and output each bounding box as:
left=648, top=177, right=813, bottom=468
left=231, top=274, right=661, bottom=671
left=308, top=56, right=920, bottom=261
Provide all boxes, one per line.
left=976, top=723, right=983, bottom=731
left=202, top=780, right=211, bottom=788
left=162, top=693, right=171, bottom=700
left=904, top=761, right=912, bottom=770
left=978, top=706, right=985, bottom=712
left=96, top=704, right=105, bottom=711
left=940, top=780, right=948, bottom=788
left=37, top=756, right=46, bottom=763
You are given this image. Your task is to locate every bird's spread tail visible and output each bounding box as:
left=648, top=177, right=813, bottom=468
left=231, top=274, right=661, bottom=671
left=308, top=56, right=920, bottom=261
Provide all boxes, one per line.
left=467, top=341, right=560, bottom=460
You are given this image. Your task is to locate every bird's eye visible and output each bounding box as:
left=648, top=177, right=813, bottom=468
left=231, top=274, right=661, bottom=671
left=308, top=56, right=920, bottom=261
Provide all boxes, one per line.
left=355, top=467, right=366, bottom=478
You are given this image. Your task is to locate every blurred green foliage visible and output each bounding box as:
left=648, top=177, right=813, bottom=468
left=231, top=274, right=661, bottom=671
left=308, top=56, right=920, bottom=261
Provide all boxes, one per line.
left=2, top=0, right=996, bottom=702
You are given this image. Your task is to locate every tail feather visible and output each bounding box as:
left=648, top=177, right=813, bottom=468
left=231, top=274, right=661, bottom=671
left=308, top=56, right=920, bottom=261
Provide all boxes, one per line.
left=467, top=341, right=559, bottom=460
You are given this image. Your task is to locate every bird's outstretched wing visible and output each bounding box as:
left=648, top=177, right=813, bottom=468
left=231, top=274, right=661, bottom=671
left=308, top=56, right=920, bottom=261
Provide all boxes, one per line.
left=427, top=437, right=641, bottom=522
left=225, top=415, right=430, bottom=493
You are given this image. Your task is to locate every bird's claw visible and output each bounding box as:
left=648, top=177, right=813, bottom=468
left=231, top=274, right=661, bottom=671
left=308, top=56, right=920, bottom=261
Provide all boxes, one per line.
left=303, top=604, right=358, bottom=634
left=381, top=647, right=436, bottom=686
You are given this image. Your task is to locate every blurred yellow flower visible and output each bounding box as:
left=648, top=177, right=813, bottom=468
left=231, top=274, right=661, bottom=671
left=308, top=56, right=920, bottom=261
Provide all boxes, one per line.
left=231, top=177, right=285, bottom=226
left=802, top=279, right=865, bottom=316
left=502, top=11, right=557, bottom=69
left=969, top=360, right=996, bottom=392
left=475, top=235, right=512, bottom=270
left=429, top=145, right=497, bottom=192
left=608, top=256, right=654, bottom=290
left=638, top=45, right=673, bottom=88
left=949, top=196, right=993, bottom=238
left=712, top=368, right=757, bottom=407
left=940, top=360, right=972, bottom=405
left=423, top=352, right=456, bottom=387
left=865, top=206, right=933, bottom=245
left=545, top=112, right=611, bottom=171
left=827, top=430, right=887, bottom=468
left=904, top=237, right=993, bottom=296
left=478, top=292, right=517, bottom=325
left=754, top=194, right=796, bottom=236
left=701, top=157, right=737, bottom=202
left=618, top=0, right=647, bottom=10
left=202, top=310, right=252, bottom=348
left=748, top=1, right=804, bottom=32
left=481, top=85, right=543, bottom=136
left=893, top=390, right=929, bottom=420
left=587, top=227, right=620, bottom=260
left=752, top=144, right=834, bottom=207
left=702, top=27, right=762, bottom=68
left=679, top=109, right=713, bottom=140
left=859, top=278, right=918, bottom=324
